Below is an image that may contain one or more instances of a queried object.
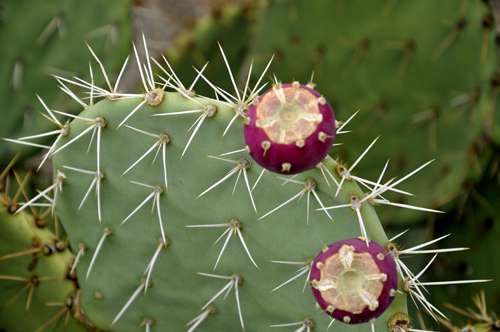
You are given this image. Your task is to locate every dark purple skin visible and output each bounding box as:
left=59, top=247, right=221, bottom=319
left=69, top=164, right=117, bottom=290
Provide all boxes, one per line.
left=244, top=83, right=336, bottom=175
left=310, top=238, right=398, bottom=324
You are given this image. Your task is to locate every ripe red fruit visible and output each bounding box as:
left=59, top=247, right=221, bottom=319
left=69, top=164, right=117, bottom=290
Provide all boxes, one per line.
left=310, top=238, right=398, bottom=324
left=244, top=82, right=336, bottom=174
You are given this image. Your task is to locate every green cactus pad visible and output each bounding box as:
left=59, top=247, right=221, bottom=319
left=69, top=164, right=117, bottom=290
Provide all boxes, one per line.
left=51, top=89, right=408, bottom=331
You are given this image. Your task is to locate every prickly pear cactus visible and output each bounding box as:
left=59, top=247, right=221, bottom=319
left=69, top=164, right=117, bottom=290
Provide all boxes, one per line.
left=1, top=29, right=489, bottom=331
left=1, top=0, right=496, bottom=330
left=48, top=79, right=407, bottom=331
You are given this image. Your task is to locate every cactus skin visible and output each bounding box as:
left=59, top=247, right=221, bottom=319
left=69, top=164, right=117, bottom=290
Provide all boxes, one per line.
left=0, top=0, right=131, bottom=164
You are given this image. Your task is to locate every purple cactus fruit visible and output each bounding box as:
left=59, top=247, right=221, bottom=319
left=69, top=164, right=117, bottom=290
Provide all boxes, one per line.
left=244, top=82, right=336, bottom=174
left=310, top=238, right=398, bottom=324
